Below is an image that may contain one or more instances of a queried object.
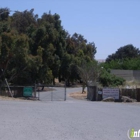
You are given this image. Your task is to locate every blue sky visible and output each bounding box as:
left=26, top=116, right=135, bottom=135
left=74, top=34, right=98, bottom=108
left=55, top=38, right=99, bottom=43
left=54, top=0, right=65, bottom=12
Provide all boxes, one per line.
left=1, top=0, right=140, bottom=59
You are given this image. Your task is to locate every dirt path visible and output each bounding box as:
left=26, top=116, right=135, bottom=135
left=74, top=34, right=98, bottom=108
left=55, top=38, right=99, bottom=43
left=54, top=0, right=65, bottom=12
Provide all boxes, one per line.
left=69, top=91, right=87, bottom=100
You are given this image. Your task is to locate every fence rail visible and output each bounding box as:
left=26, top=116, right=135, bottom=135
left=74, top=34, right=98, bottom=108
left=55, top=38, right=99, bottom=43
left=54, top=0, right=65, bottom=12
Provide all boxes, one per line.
left=0, top=85, right=66, bottom=101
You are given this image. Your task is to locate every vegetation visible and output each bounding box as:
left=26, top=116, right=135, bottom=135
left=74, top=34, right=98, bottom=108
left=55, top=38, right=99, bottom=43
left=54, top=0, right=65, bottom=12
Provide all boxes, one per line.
left=99, top=44, right=140, bottom=87
left=0, top=8, right=139, bottom=88
left=100, top=44, right=140, bottom=71
left=78, top=60, right=99, bottom=92
left=0, top=8, right=96, bottom=86
left=99, top=69, right=125, bottom=87
left=106, top=44, right=140, bottom=62
left=101, top=58, right=140, bottom=70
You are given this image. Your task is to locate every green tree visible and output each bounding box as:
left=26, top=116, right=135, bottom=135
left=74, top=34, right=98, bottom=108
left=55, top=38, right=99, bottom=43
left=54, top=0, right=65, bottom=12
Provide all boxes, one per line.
left=0, top=8, right=97, bottom=87
left=106, top=44, right=140, bottom=62
left=0, top=30, right=43, bottom=85
left=11, top=9, right=37, bottom=33
left=0, top=8, right=10, bottom=21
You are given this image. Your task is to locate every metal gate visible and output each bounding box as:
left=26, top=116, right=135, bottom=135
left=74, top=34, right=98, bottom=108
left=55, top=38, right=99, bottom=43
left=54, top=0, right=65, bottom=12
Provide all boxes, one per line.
left=0, top=84, right=66, bottom=101
left=37, top=85, right=66, bottom=101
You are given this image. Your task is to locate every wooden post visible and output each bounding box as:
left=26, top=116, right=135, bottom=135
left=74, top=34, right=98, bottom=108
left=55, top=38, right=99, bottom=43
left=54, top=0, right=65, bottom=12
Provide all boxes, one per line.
left=34, top=82, right=36, bottom=98
left=5, top=79, right=13, bottom=97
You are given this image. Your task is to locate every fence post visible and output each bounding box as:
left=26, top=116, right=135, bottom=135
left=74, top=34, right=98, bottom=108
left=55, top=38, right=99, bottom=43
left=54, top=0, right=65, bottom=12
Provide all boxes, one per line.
left=51, top=86, right=53, bottom=101
left=0, top=84, right=1, bottom=96
left=38, top=90, right=40, bottom=100
left=34, top=82, right=36, bottom=98
left=64, top=80, right=66, bottom=101
left=5, top=79, right=13, bottom=97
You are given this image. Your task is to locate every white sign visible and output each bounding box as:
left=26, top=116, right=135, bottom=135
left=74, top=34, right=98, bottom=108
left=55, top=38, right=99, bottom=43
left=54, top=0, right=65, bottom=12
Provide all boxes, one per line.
left=103, top=88, right=119, bottom=99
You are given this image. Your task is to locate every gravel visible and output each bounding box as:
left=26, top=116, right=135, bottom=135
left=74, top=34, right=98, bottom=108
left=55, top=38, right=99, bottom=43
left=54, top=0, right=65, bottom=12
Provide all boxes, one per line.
left=0, top=87, right=140, bottom=140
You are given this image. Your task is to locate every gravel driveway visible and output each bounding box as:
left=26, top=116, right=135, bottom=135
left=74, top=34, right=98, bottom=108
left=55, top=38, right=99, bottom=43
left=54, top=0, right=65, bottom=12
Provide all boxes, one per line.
left=0, top=87, right=140, bottom=140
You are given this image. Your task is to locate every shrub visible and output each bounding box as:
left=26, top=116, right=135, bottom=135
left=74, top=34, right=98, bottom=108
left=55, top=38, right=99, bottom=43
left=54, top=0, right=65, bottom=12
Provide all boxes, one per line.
left=99, top=69, right=125, bottom=87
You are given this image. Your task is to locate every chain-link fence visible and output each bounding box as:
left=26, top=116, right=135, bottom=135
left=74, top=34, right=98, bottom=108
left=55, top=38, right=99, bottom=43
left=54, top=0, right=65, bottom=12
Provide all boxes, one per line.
left=37, top=85, right=66, bottom=101
left=0, top=84, right=66, bottom=101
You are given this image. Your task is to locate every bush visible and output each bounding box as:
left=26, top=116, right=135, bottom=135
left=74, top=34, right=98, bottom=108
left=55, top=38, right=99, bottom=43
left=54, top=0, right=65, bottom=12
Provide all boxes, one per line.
left=99, top=69, right=125, bottom=87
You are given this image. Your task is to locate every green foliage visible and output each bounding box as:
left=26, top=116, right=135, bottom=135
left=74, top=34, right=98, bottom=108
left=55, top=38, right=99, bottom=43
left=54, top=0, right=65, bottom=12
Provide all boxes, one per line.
left=101, top=57, right=140, bottom=70
left=0, top=8, right=97, bottom=86
left=99, top=69, right=125, bottom=87
left=11, top=9, right=37, bottom=33
left=0, top=8, right=10, bottom=21
left=106, top=44, right=140, bottom=62
left=99, top=45, right=140, bottom=87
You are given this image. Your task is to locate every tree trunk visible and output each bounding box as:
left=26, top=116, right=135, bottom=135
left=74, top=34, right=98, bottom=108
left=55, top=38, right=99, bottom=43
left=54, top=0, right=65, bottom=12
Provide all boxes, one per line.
left=52, top=78, right=55, bottom=85
left=82, top=84, right=86, bottom=93
left=66, top=79, right=70, bottom=87
left=58, top=74, right=61, bottom=82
